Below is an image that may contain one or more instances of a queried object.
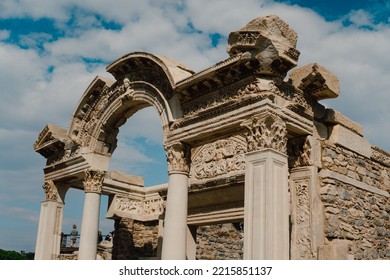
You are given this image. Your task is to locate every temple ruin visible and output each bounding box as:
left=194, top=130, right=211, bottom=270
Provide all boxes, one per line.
left=33, top=15, right=390, bottom=260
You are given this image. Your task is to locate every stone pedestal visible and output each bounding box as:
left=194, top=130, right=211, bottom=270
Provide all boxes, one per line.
left=35, top=200, right=64, bottom=259
left=243, top=149, right=289, bottom=259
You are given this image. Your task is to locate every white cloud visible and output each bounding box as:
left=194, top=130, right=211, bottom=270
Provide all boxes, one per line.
left=346, top=9, right=374, bottom=28
left=0, top=29, right=10, bottom=40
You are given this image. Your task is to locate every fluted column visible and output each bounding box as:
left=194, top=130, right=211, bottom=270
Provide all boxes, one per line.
left=78, top=169, right=105, bottom=260
left=161, top=143, right=190, bottom=260
left=241, top=113, right=289, bottom=259
left=35, top=180, right=66, bottom=260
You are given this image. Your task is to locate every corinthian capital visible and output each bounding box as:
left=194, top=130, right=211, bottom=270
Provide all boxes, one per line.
left=83, top=169, right=106, bottom=193
left=42, top=180, right=58, bottom=201
left=241, top=112, right=287, bottom=154
left=165, top=143, right=190, bottom=175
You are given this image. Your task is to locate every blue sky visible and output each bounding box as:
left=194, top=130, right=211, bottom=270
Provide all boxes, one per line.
left=0, top=0, right=389, bottom=252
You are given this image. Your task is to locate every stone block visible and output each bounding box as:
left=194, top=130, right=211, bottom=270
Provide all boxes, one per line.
left=227, top=15, right=299, bottom=76
left=324, top=109, right=364, bottom=136
left=318, top=239, right=351, bottom=260
left=289, top=63, right=339, bottom=100
left=328, top=124, right=372, bottom=158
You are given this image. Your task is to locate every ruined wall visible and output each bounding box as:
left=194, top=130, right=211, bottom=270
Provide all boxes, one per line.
left=112, top=218, right=159, bottom=259
left=196, top=223, right=243, bottom=260
left=320, top=143, right=390, bottom=259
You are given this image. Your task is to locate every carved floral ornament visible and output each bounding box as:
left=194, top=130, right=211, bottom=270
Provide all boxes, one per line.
left=83, top=169, right=106, bottom=193
left=241, top=113, right=287, bottom=154
left=165, top=143, right=190, bottom=174
left=42, top=180, right=58, bottom=201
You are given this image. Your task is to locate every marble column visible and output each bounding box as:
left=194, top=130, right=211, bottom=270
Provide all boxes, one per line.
left=161, top=143, right=190, bottom=260
left=35, top=181, right=66, bottom=260
left=241, top=113, right=289, bottom=259
left=78, top=169, right=105, bottom=260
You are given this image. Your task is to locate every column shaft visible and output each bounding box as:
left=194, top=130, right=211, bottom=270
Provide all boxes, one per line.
left=78, top=192, right=101, bottom=260
left=244, top=149, right=289, bottom=259
left=161, top=173, right=188, bottom=259
left=34, top=201, right=64, bottom=259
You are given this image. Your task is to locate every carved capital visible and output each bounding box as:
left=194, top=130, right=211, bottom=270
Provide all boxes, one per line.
left=165, top=143, right=190, bottom=175
left=241, top=113, right=287, bottom=153
left=83, top=169, right=106, bottom=193
left=42, top=180, right=58, bottom=201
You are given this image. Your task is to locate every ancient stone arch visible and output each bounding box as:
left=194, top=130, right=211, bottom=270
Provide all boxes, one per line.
left=34, top=15, right=390, bottom=260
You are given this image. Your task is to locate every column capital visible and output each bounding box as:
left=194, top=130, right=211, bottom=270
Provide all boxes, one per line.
left=42, top=180, right=59, bottom=201
left=241, top=112, right=287, bottom=154
left=83, top=169, right=105, bottom=193
left=165, top=143, right=190, bottom=175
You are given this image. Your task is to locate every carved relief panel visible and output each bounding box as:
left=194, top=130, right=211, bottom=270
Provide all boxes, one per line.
left=191, top=136, right=247, bottom=182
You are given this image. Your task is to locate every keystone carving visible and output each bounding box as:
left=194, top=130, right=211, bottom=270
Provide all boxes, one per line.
left=241, top=113, right=287, bottom=153
left=83, top=169, right=106, bottom=193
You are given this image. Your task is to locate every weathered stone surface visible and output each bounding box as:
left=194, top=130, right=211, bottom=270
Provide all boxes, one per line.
left=328, top=124, right=372, bottom=158
left=324, top=109, right=364, bottom=136
left=227, top=15, right=300, bottom=76
left=289, top=63, right=339, bottom=100
left=34, top=14, right=390, bottom=261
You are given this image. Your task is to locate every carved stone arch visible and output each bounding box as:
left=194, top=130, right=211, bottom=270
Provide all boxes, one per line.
left=106, top=51, right=194, bottom=119
left=95, top=81, right=174, bottom=154
left=67, top=52, right=194, bottom=155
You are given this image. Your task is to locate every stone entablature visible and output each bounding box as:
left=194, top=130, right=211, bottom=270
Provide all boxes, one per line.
left=34, top=14, right=390, bottom=260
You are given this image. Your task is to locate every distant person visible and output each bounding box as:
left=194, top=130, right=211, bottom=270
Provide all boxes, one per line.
left=98, top=231, right=103, bottom=244
left=69, top=224, right=78, bottom=247
left=105, top=233, right=112, bottom=242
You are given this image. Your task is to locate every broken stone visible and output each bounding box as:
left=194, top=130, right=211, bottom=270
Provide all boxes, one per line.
left=289, top=63, right=339, bottom=100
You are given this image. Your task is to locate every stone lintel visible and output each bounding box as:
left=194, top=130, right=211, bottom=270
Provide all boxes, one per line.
left=324, top=109, right=364, bottom=136
left=187, top=208, right=244, bottom=225
left=327, top=124, right=372, bottom=158
left=106, top=170, right=144, bottom=186
left=319, top=169, right=389, bottom=197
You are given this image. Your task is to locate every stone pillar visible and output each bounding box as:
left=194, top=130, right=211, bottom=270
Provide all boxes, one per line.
left=161, top=143, right=190, bottom=260
left=35, top=180, right=66, bottom=260
left=290, top=166, right=324, bottom=259
left=241, top=113, right=289, bottom=259
left=187, top=225, right=197, bottom=260
left=78, top=169, right=105, bottom=260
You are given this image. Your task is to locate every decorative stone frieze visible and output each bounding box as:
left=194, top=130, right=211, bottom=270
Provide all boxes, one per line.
left=241, top=113, right=287, bottom=154
left=42, top=180, right=58, bottom=201
left=114, top=196, right=164, bottom=218
left=165, top=143, right=190, bottom=174
left=191, top=137, right=247, bottom=180
left=83, top=169, right=106, bottom=193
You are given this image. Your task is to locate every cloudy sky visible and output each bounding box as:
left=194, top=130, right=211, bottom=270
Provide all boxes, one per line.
left=0, top=0, right=389, bottom=252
